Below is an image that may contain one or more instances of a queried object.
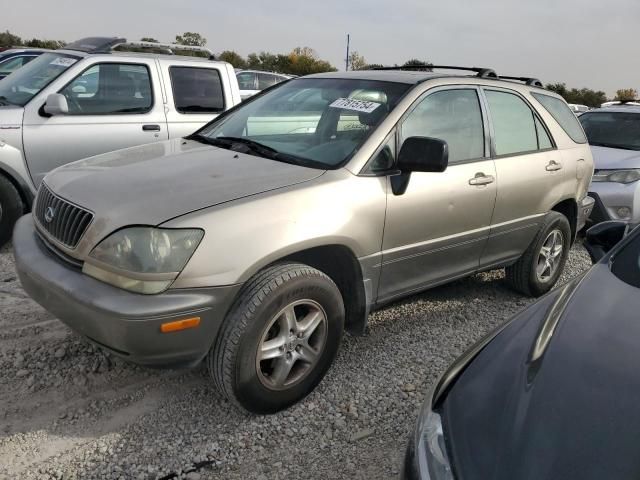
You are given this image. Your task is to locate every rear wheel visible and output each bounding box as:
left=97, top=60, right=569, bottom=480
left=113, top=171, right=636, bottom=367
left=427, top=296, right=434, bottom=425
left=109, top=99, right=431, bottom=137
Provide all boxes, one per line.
left=209, top=263, right=344, bottom=414
left=505, top=211, right=571, bottom=297
left=0, top=175, right=24, bottom=248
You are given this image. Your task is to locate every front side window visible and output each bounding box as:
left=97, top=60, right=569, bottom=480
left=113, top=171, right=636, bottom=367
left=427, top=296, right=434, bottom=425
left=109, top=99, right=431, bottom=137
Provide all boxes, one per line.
left=532, top=92, right=587, bottom=144
left=170, top=67, right=224, bottom=114
left=196, top=78, right=411, bottom=169
left=401, top=89, right=485, bottom=163
left=236, top=71, right=256, bottom=90
left=485, top=90, right=538, bottom=156
left=579, top=112, right=640, bottom=151
left=0, top=52, right=80, bottom=106
left=60, top=63, right=153, bottom=115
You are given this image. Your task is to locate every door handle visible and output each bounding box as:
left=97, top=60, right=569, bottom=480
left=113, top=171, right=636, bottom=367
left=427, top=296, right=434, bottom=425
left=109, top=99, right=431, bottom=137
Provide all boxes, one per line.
left=469, top=172, right=495, bottom=186
left=546, top=160, right=562, bottom=172
left=142, top=124, right=161, bottom=132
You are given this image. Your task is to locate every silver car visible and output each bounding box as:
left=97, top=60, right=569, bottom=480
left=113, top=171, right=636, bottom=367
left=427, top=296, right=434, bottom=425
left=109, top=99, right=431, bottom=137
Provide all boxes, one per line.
left=580, top=106, right=640, bottom=225
left=14, top=67, right=594, bottom=413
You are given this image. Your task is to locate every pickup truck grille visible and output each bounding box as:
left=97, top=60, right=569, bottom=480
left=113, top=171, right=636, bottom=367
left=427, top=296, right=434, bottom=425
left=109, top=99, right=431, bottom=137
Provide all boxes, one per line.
left=33, top=183, right=93, bottom=249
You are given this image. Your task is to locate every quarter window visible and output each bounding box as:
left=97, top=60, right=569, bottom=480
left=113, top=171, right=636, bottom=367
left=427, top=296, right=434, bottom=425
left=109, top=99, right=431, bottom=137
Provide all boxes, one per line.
left=60, top=63, right=153, bottom=115
left=532, top=92, right=587, bottom=144
left=535, top=116, right=553, bottom=150
left=401, top=89, right=485, bottom=163
left=170, top=67, right=225, bottom=114
left=485, top=90, right=538, bottom=156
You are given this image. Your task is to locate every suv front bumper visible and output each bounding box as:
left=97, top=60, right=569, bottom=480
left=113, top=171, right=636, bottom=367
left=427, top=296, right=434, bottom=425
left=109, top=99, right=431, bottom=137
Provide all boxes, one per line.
left=13, top=215, right=241, bottom=368
left=588, top=180, right=640, bottom=225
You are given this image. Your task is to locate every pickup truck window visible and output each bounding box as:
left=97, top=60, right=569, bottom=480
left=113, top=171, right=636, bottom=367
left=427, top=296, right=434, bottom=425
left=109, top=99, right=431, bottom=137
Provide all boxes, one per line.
left=0, top=52, right=80, bottom=106
left=197, top=77, right=410, bottom=168
left=60, top=63, right=153, bottom=115
left=170, top=66, right=225, bottom=114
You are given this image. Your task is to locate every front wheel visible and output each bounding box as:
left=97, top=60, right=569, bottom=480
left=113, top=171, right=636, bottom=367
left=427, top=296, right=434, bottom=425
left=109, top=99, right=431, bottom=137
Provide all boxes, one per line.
left=209, top=263, right=344, bottom=414
left=505, top=211, right=571, bottom=297
left=0, top=175, right=24, bottom=248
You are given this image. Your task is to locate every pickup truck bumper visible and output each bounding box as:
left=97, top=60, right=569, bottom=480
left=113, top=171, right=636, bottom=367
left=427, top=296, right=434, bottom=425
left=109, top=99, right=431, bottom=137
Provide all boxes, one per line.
left=13, top=215, right=241, bottom=368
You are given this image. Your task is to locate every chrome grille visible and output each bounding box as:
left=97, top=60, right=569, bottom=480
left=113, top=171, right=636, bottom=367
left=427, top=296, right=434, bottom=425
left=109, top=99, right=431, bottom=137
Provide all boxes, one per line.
left=34, top=183, right=93, bottom=249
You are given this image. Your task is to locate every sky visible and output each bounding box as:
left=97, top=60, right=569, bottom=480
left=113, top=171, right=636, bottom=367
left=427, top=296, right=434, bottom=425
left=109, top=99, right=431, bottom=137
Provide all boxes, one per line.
left=4, top=0, right=639, bottom=97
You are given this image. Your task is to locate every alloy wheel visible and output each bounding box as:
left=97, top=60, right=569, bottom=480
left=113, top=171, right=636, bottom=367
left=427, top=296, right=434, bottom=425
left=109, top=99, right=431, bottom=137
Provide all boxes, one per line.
left=536, top=229, right=564, bottom=282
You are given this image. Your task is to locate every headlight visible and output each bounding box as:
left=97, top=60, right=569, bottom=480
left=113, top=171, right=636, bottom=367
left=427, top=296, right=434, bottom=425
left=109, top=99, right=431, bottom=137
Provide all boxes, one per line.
left=415, top=405, right=455, bottom=479
left=82, top=227, right=203, bottom=294
left=592, top=169, right=640, bottom=184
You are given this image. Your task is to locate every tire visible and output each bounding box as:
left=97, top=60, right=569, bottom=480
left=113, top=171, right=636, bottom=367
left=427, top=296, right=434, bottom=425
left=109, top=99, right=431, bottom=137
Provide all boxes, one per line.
left=505, top=211, right=571, bottom=297
left=209, top=263, right=345, bottom=414
left=0, top=175, right=24, bottom=249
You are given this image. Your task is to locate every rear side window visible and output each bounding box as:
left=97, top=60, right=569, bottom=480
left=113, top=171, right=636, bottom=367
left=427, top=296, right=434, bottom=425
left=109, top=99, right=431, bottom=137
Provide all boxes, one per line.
left=60, top=63, right=153, bottom=115
left=258, top=72, right=278, bottom=90
left=170, top=67, right=225, bottom=114
left=532, top=92, right=587, bottom=143
left=236, top=71, right=256, bottom=90
left=401, top=89, right=485, bottom=163
left=485, top=90, right=539, bottom=156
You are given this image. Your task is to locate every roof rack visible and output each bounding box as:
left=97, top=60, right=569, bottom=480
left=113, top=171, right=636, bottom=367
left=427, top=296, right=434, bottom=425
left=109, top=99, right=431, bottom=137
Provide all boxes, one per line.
left=373, top=65, right=498, bottom=79
left=500, top=75, right=544, bottom=87
left=62, top=37, right=215, bottom=59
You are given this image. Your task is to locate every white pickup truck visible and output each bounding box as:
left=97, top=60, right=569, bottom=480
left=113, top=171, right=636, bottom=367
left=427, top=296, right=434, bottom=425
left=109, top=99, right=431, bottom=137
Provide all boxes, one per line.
left=0, top=37, right=242, bottom=246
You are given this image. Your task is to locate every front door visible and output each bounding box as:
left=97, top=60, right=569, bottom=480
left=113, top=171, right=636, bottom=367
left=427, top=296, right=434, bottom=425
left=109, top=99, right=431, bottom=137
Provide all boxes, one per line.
left=23, top=59, right=168, bottom=186
left=378, top=87, right=497, bottom=302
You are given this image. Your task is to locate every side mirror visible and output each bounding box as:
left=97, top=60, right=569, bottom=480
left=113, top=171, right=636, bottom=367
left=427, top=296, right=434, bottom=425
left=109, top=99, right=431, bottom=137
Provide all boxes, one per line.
left=584, top=221, right=627, bottom=263
left=397, top=136, right=448, bottom=173
left=43, top=93, right=69, bottom=116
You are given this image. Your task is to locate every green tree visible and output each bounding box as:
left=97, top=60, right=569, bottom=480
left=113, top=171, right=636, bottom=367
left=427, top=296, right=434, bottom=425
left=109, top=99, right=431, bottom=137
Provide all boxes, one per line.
left=175, top=32, right=207, bottom=47
left=403, top=59, right=433, bottom=71
left=364, top=63, right=385, bottom=69
left=140, top=37, right=159, bottom=43
left=348, top=51, right=367, bottom=71
left=24, top=38, right=65, bottom=49
left=0, top=30, right=23, bottom=47
left=615, top=88, right=638, bottom=102
left=218, top=50, right=248, bottom=69
left=545, top=83, right=607, bottom=108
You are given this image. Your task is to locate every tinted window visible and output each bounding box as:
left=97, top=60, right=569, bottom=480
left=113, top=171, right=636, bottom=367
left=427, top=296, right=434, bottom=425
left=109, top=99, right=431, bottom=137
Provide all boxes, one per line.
left=258, top=73, right=278, bottom=90
left=579, top=112, right=640, bottom=151
left=170, top=67, right=225, bottom=114
left=60, top=63, right=153, bottom=115
left=532, top=92, right=587, bottom=143
left=486, top=90, right=538, bottom=155
left=401, top=89, right=484, bottom=163
left=236, top=71, right=256, bottom=90
left=535, top=117, right=553, bottom=149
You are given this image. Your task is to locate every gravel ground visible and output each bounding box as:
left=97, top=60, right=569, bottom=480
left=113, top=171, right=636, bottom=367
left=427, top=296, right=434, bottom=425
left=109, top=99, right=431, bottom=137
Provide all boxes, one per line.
left=0, top=241, right=591, bottom=480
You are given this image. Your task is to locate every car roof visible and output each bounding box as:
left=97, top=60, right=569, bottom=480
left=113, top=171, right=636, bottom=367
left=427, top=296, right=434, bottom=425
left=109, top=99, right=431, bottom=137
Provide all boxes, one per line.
left=54, top=48, right=227, bottom=65
left=0, top=48, right=51, bottom=56
left=587, top=106, right=640, bottom=114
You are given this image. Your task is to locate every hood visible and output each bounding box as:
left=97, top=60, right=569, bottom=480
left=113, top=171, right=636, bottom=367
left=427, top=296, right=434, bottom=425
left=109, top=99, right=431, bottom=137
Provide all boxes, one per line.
left=441, top=265, right=640, bottom=480
left=43, top=138, right=325, bottom=248
left=591, top=145, right=640, bottom=170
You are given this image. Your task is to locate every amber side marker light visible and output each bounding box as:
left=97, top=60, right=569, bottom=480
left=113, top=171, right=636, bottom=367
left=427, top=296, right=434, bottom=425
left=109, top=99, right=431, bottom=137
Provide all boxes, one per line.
left=160, top=317, right=201, bottom=333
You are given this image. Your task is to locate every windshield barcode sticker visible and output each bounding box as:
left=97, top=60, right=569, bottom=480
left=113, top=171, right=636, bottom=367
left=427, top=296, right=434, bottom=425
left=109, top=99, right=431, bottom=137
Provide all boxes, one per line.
left=50, top=57, right=77, bottom=67
left=329, top=98, right=381, bottom=113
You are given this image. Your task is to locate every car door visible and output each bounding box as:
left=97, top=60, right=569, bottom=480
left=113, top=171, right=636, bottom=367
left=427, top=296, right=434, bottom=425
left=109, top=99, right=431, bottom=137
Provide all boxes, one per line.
left=22, top=58, right=168, bottom=186
left=161, top=60, right=231, bottom=138
left=479, top=87, right=561, bottom=268
left=377, top=86, right=497, bottom=302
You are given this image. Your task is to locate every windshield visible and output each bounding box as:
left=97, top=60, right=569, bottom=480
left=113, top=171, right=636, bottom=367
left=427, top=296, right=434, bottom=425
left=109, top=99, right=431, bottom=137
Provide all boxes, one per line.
left=195, top=78, right=411, bottom=169
left=580, top=111, right=640, bottom=151
left=0, top=52, right=81, bottom=106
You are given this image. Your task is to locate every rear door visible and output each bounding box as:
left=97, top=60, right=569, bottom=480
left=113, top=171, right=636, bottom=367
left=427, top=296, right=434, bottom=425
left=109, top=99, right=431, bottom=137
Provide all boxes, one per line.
left=160, top=59, right=232, bottom=138
left=479, top=87, right=561, bottom=268
left=23, top=57, right=167, bottom=186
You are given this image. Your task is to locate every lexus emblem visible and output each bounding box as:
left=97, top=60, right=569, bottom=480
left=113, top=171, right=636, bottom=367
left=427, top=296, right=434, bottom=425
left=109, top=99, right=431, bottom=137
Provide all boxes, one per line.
left=44, top=206, right=56, bottom=223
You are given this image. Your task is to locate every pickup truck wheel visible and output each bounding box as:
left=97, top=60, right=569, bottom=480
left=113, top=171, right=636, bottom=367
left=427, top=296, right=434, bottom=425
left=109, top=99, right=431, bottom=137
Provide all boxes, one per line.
left=0, top=175, right=24, bottom=248
left=209, top=263, right=344, bottom=414
left=505, top=211, right=571, bottom=297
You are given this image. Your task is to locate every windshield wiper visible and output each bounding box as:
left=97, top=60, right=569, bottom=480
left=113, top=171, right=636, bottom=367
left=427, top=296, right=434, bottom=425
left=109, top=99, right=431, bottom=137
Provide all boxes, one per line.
left=185, top=134, right=327, bottom=169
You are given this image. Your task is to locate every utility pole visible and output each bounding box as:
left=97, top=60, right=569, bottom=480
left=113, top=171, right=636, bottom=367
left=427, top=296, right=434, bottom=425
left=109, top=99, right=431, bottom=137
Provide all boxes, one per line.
left=345, top=34, right=350, bottom=71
